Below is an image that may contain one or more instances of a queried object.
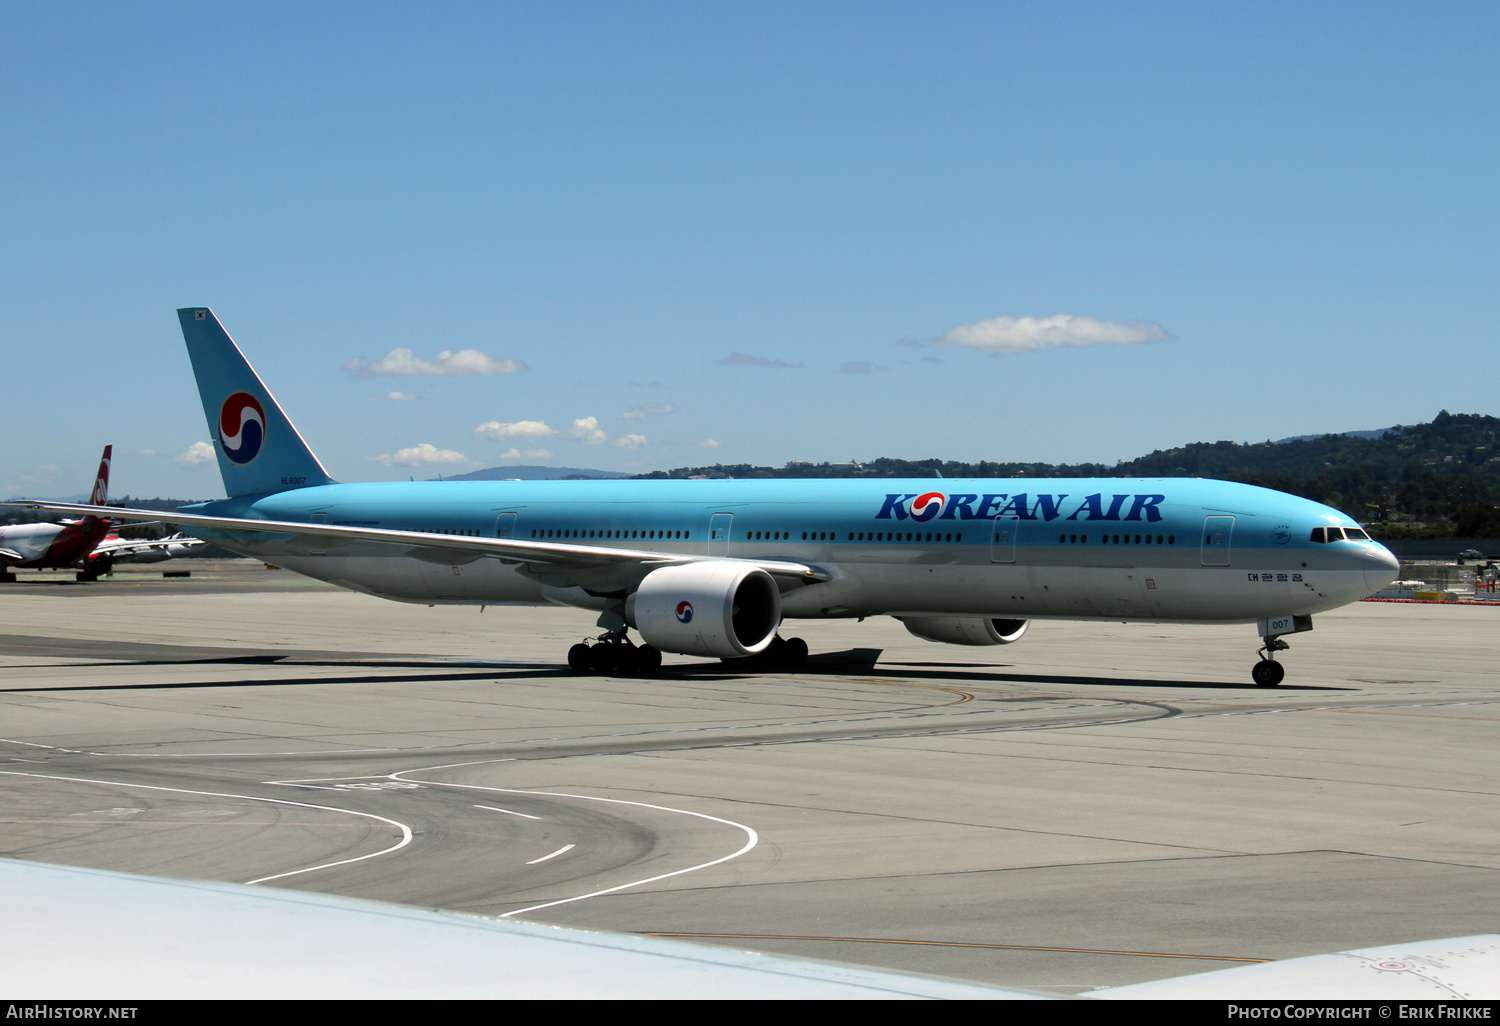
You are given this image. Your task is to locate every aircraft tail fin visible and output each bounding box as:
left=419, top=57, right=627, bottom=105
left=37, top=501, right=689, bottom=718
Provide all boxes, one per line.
left=177, top=308, right=335, bottom=497
left=89, top=446, right=112, bottom=506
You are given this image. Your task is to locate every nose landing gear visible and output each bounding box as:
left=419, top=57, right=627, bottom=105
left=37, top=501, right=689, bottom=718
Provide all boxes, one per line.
left=1251, top=615, right=1313, bottom=687
left=1252, top=637, right=1288, bottom=687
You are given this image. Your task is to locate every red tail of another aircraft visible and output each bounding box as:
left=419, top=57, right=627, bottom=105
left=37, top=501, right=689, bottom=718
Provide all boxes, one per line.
left=88, top=446, right=112, bottom=508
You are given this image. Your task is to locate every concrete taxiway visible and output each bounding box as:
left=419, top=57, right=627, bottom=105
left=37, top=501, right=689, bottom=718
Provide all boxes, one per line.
left=1, top=560, right=1498, bottom=995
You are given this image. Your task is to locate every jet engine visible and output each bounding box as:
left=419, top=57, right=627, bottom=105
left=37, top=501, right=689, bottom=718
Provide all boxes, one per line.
left=628, top=563, right=781, bottom=658
left=897, top=616, right=1029, bottom=646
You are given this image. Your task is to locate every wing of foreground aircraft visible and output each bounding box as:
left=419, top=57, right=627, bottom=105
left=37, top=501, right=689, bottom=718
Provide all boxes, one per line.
left=7, top=500, right=830, bottom=585
left=0, top=859, right=1024, bottom=999
left=3, top=858, right=1494, bottom=999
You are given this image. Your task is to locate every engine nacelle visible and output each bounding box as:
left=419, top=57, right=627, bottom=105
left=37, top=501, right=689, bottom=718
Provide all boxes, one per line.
left=897, top=616, right=1029, bottom=646
left=628, top=563, right=782, bottom=658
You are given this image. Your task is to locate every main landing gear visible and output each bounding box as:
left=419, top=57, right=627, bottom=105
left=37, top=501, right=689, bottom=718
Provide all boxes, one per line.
left=1252, top=636, right=1289, bottom=687
left=567, top=631, right=663, bottom=676
left=721, top=635, right=809, bottom=673
left=565, top=632, right=812, bottom=675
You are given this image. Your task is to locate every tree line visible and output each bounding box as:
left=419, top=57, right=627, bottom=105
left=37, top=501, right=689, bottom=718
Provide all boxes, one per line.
left=635, top=411, right=1500, bottom=539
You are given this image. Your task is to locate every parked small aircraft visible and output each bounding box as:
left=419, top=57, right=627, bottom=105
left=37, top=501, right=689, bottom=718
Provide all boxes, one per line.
left=1, top=446, right=115, bottom=582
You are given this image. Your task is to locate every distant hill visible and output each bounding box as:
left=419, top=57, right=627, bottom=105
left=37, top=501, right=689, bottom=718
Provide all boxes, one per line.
left=1272, top=428, right=1392, bottom=444
left=436, top=465, right=633, bottom=482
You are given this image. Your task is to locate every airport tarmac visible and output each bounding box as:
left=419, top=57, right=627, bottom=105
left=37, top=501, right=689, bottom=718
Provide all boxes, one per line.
left=2, top=560, right=1499, bottom=996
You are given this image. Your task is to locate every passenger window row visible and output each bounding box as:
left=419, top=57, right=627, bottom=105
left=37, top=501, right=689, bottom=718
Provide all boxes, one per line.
left=530, top=528, right=691, bottom=540
left=424, top=524, right=1188, bottom=548
left=845, top=531, right=960, bottom=543
left=1059, top=533, right=1176, bottom=545
left=520, top=527, right=961, bottom=543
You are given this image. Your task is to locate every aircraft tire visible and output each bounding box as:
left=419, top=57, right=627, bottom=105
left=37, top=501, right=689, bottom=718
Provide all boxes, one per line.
left=1252, top=660, right=1284, bottom=687
left=75, top=572, right=98, bottom=583
left=591, top=645, right=618, bottom=674
left=635, top=645, right=663, bottom=675
left=781, top=636, right=809, bottom=669
left=567, top=644, right=591, bottom=673
left=720, top=636, right=807, bottom=673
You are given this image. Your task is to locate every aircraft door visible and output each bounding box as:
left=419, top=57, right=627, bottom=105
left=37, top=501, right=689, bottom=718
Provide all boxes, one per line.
left=709, top=513, right=732, bottom=556
left=990, top=515, right=1018, bottom=563
left=494, top=513, right=518, bottom=539
left=1201, top=515, right=1235, bottom=566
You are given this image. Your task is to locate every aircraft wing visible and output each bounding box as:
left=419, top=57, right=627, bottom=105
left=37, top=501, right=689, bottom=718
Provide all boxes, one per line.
left=1094, top=934, right=1500, bottom=999
left=0, top=858, right=1025, bottom=999
left=5, top=501, right=831, bottom=585
left=9, top=856, right=1495, bottom=998
left=0, top=547, right=23, bottom=562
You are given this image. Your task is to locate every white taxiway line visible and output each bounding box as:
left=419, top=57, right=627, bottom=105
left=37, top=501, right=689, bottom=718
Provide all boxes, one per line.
left=0, top=770, right=414, bottom=886
left=389, top=762, right=758, bottom=919
left=0, top=738, right=79, bottom=753
left=527, top=844, right=575, bottom=865
left=474, top=803, right=541, bottom=820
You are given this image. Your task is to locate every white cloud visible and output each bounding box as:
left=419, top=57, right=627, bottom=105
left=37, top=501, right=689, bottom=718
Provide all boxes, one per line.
left=721, top=352, right=803, bottom=369
left=697, top=438, right=721, bottom=449
left=174, top=443, right=215, bottom=467
left=371, top=391, right=420, bottom=402
left=622, top=402, right=677, bottom=419
left=934, top=314, right=1171, bottom=354
left=496, top=448, right=554, bottom=461
left=137, top=449, right=157, bottom=456
left=566, top=417, right=609, bottom=444
left=14, top=464, right=62, bottom=487
left=348, top=348, right=527, bottom=378
left=540, top=415, right=651, bottom=449
left=475, top=419, right=557, bottom=440
left=368, top=444, right=475, bottom=468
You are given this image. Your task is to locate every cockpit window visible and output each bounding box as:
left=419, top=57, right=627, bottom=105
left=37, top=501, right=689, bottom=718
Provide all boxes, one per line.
left=1312, top=526, right=1371, bottom=542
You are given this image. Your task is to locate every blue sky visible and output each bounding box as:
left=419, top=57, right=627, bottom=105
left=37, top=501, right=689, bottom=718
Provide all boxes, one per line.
left=3, top=2, right=1497, bottom=499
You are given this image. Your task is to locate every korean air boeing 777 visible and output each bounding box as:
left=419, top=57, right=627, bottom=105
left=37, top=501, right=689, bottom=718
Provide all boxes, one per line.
left=14, top=308, right=1401, bottom=686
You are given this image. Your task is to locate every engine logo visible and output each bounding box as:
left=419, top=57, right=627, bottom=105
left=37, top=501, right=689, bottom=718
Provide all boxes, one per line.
left=219, top=392, right=266, bottom=465
left=675, top=601, right=693, bottom=623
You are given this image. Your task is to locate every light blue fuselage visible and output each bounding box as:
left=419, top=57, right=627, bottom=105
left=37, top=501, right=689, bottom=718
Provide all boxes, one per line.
left=185, top=476, right=1398, bottom=625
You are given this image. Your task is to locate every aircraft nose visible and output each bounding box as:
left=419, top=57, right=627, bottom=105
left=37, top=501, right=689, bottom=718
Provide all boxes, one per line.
left=1363, top=543, right=1400, bottom=594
